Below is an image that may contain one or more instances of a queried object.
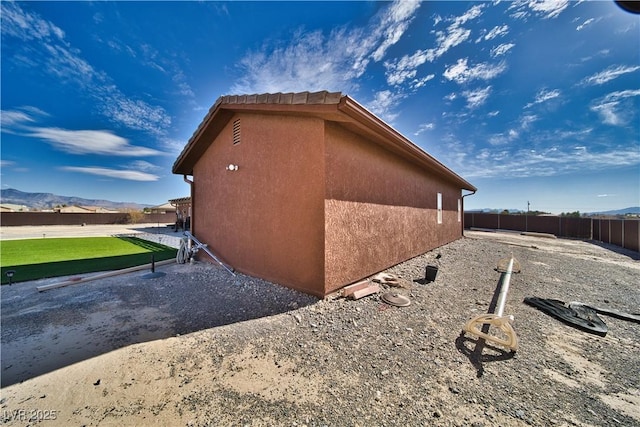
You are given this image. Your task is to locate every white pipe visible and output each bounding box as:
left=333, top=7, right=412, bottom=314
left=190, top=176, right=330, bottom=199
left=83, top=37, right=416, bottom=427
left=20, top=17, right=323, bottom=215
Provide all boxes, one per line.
left=37, top=259, right=175, bottom=292
left=495, top=256, right=514, bottom=317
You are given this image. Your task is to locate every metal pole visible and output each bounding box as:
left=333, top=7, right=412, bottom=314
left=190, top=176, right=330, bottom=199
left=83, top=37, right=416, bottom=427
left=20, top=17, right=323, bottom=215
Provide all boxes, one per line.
left=184, top=231, right=235, bottom=276
left=495, top=256, right=514, bottom=317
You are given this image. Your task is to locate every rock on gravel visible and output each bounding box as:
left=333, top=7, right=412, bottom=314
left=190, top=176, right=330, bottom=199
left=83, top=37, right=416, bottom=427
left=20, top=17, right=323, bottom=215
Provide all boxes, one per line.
left=1, top=231, right=639, bottom=427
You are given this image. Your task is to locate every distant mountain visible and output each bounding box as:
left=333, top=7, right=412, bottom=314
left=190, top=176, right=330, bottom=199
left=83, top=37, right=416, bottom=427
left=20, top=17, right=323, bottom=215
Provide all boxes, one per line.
left=467, top=207, right=640, bottom=216
left=466, top=208, right=525, bottom=214
left=587, top=207, right=640, bottom=216
left=0, top=188, right=151, bottom=211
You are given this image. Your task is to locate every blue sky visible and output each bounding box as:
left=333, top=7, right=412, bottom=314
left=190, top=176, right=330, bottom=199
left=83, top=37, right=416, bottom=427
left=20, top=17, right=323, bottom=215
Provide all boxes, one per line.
left=1, top=1, right=638, bottom=213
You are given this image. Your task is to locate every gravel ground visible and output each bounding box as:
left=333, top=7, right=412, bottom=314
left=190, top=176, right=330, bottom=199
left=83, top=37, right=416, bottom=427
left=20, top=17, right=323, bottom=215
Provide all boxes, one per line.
left=1, top=230, right=639, bottom=426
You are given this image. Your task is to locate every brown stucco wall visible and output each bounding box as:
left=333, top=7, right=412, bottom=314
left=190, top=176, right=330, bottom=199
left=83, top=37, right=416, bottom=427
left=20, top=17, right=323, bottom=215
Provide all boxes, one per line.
left=323, top=122, right=462, bottom=293
left=192, top=112, right=326, bottom=296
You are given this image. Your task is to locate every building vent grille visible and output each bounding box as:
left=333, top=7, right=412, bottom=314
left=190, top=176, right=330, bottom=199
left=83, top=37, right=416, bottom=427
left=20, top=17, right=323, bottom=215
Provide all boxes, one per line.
left=232, top=119, right=241, bottom=145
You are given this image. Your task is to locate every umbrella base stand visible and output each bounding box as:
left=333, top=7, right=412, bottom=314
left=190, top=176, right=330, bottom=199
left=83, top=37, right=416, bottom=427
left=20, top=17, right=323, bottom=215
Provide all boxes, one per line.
left=461, top=255, right=520, bottom=352
left=462, top=313, right=518, bottom=351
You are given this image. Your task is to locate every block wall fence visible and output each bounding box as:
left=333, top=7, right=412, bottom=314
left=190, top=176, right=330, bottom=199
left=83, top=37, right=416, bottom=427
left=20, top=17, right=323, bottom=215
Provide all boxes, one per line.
left=464, top=212, right=639, bottom=253
left=0, top=212, right=174, bottom=227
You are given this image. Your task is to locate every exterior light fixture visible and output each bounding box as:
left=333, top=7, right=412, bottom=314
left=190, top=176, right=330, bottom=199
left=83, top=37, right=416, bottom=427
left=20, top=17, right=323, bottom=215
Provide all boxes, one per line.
left=5, top=270, right=15, bottom=286
left=226, top=164, right=239, bottom=171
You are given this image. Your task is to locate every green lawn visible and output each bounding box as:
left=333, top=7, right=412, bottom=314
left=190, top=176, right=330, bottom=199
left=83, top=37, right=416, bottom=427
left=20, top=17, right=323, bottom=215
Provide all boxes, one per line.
left=0, top=236, right=177, bottom=285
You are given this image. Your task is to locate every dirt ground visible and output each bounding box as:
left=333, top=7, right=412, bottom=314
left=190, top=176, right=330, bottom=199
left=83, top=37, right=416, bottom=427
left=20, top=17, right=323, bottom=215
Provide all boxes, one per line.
left=0, top=228, right=639, bottom=426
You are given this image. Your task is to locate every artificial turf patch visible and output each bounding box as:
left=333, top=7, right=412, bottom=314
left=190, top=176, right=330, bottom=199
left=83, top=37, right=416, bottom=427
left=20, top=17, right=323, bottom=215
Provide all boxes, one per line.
left=0, top=236, right=176, bottom=284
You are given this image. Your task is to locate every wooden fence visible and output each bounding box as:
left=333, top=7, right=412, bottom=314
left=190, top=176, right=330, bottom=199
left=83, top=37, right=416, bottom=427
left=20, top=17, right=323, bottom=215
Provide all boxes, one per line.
left=464, top=213, right=639, bottom=253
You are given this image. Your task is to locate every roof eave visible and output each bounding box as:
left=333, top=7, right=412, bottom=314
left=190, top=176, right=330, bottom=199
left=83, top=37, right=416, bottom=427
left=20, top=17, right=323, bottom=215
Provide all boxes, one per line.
left=172, top=97, right=230, bottom=176
left=173, top=92, right=477, bottom=192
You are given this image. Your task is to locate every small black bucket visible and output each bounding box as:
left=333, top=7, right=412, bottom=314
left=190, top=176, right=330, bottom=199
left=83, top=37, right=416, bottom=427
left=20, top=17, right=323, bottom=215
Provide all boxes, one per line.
left=425, top=265, right=439, bottom=283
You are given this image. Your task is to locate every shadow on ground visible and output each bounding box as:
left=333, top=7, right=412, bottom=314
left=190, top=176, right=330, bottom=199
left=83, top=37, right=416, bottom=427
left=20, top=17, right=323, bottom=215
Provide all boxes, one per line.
left=588, top=240, right=640, bottom=260
left=0, top=263, right=317, bottom=387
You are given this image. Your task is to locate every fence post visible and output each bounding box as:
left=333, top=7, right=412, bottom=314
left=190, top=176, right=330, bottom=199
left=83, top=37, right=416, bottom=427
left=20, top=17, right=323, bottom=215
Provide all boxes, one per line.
left=559, top=216, right=562, bottom=237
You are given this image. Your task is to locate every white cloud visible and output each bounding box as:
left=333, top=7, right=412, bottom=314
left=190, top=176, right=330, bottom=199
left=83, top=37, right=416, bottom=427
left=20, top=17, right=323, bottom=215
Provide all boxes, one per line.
left=491, top=43, right=516, bottom=57
left=1, top=160, right=16, bottom=167
left=383, top=4, right=484, bottom=87
left=462, top=86, right=492, bottom=109
left=1, top=110, right=35, bottom=127
left=384, top=51, right=433, bottom=86
left=429, top=27, right=471, bottom=61
left=0, top=2, right=65, bottom=41
left=43, top=43, right=100, bottom=84
left=414, top=122, right=435, bottom=136
left=576, top=18, right=595, bottom=31
left=483, top=25, right=510, bottom=41
left=591, top=102, right=621, bottom=125
left=590, top=89, right=640, bottom=126
left=510, top=0, right=570, bottom=20
left=525, top=88, right=561, bottom=108
left=443, top=58, right=507, bottom=84
left=445, top=120, right=633, bottom=180
left=60, top=166, right=160, bottom=182
left=126, top=160, right=162, bottom=172
left=232, top=30, right=358, bottom=94
left=520, top=114, right=539, bottom=130
left=529, top=0, right=570, bottom=19
left=371, top=0, right=422, bottom=62
left=1, top=107, right=49, bottom=132
left=580, top=65, right=640, bottom=86
left=232, top=0, right=420, bottom=94
left=366, top=90, right=403, bottom=123
left=27, top=128, right=165, bottom=156
left=456, top=143, right=640, bottom=179
left=411, top=74, right=436, bottom=89
left=454, top=4, right=485, bottom=26
left=487, top=113, right=538, bottom=145
left=160, top=137, right=188, bottom=154
left=385, top=52, right=423, bottom=85
left=429, top=4, right=485, bottom=59
left=99, top=95, right=171, bottom=136
left=2, top=2, right=172, bottom=137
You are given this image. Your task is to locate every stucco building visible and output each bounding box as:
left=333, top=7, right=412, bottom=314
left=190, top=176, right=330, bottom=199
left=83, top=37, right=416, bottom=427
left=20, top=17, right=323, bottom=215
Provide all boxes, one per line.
left=173, top=91, right=476, bottom=297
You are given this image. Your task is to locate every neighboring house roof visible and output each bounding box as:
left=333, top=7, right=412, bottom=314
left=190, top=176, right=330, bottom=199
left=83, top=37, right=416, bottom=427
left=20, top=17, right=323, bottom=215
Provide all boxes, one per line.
left=149, top=202, right=176, bottom=211
left=169, top=196, right=191, bottom=206
left=173, top=91, right=476, bottom=192
left=83, top=206, right=119, bottom=213
left=0, top=203, right=29, bottom=212
left=57, top=205, right=94, bottom=213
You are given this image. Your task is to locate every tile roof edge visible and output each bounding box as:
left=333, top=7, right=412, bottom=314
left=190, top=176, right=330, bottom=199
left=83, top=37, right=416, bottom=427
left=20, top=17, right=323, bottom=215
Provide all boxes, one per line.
left=218, top=91, right=343, bottom=106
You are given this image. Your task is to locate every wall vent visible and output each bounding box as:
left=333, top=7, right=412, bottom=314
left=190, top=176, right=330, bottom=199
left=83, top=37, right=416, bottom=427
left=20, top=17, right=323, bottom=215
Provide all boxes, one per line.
left=232, top=119, right=241, bottom=145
